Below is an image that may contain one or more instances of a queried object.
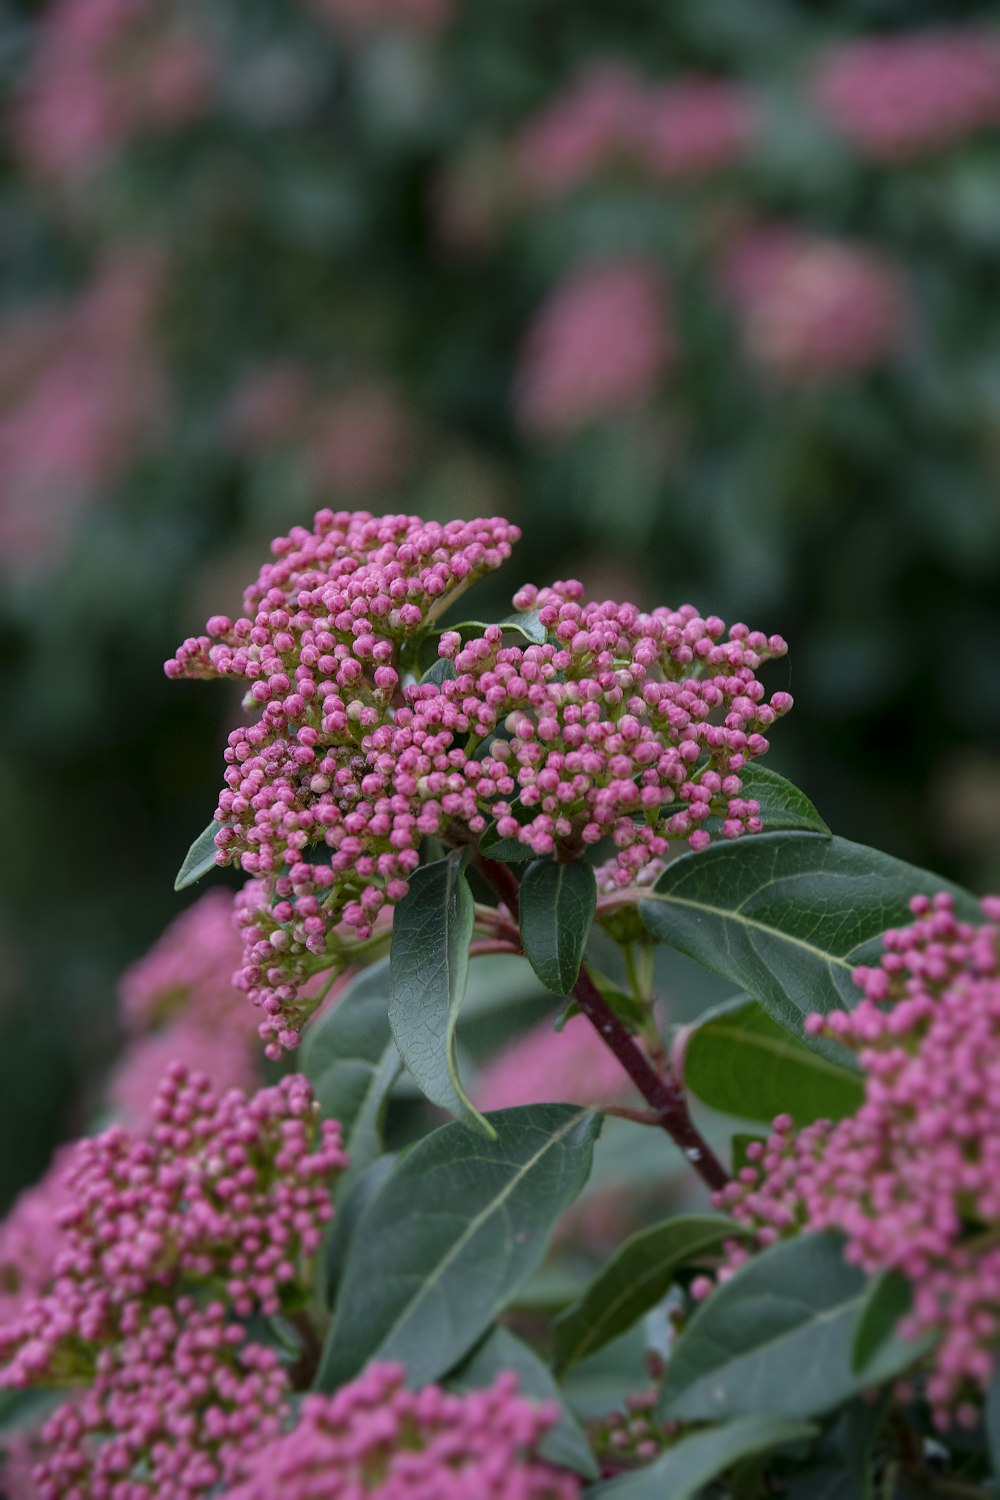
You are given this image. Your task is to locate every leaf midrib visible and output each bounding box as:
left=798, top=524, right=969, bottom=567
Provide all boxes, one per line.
left=558, top=1222, right=737, bottom=1369
left=365, top=1107, right=593, bottom=1360
left=690, top=1021, right=859, bottom=1083
left=639, top=890, right=855, bottom=974
left=665, top=1288, right=864, bottom=1412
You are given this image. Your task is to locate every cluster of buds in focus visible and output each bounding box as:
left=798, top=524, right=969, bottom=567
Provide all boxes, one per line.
left=166, top=510, right=791, bottom=1054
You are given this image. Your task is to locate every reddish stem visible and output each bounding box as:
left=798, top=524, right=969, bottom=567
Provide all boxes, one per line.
left=472, top=852, right=523, bottom=921
left=472, top=853, right=730, bottom=1193
left=571, top=964, right=729, bottom=1192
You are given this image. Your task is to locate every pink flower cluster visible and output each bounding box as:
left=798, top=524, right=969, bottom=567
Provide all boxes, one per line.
left=167, top=511, right=789, bottom=1052
left=111, top=891, right=261, bottom=1127
left=814, top=29, right=1000, bottom=163
left=0, top=246, right=166, bottom=574
left=13, top=0, right=216, bottom=180
left=33, top=1301, right=290, bottom=1500
left=475, top=1012, right=640, bottom=1112
left=0, top=1152, right=73, bottom=1330
left=222, top=1361, right=580, bottom=1499
left=118, top=889, right=245, bottom=1031
left=713, top=893, right=1000, bottom=1428
left=514, top=261, right=673, bottom=436
left=719, top=225, right=907, bottom=381
left=514, top=65, right=754, bottom=197
left=0, top=1066, right=346, bottom=1389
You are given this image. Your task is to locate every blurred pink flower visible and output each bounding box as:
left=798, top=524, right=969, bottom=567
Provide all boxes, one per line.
left=13, top=0, right=216, bottom=179
left=514, top=260, right=674, bottom=436
left=0, top=246, right=166, bottom=572
left=223, top=363, right=313, bottom=457
left=0, top=1151, right=73, bottom=1327
left=636, top=79, right=756, bottom=180
left=108, top=1016, right=260, bottom=1130
left=305, top=383, right=417, bottom=494
left=813, top=29, right=1000, bottom=161
left=514, top=66, right=754, bottom=196
left=223, top=369, right=417, bottom=496
left=719, top=224, right=907, bottom=381
left=475, top=1013, right=639, bottom=1112
left=514, top=65, right=646, bottom=197
left=113, top=890, right=261, bottom=1125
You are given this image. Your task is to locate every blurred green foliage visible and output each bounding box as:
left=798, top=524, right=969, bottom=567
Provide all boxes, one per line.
left=1, top=0, right=999, bottom=1205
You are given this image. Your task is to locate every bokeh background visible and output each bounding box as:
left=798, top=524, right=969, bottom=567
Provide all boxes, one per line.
left=2, top=0, right=1000, bottom=1210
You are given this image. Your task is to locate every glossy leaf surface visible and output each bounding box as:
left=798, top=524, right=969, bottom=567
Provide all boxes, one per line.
left=661, top=1233, right=885, bottom=1422
left=640, top=833, right=979, bottom=1032
left=519, top=859, right=597, bottom=995
left=173, top=821, right=219, bottom=891
left=683, top=995, right=863, bottom=1125
left=316, top=1104, right=601, bottom=1390
left=552, top=1215, right=747, bottom=1374
left=388, top=850, right=491, bottom=1136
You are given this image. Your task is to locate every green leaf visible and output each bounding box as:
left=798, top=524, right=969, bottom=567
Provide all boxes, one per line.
left=519, top=859, right=597, bottom=996
left=852, top=1269, right=912, bottom=1375
left=660, top=1233, right=924, bottom=1423
left=552, top=1215, right=749, bottom=1375
left=388, top=850, right=493, bottom=1137
left=586, top=1415, right=817, bottom=1498
left=683, top=995, right=863, bottom=1125
left=301, top=959, right=401, bottom=1186
left=831, top=1393, right=891, bottom=1499
left=986, top=1361, right=1000, bottom=1477
left=443, top=610, right=548, bottom=645
left=479, top=818, right=535, bottom=862
left=784, top=1464, right=861, bottom=1500
left=321, top=1154, right=396, bottom=1308
left=449, top=1326, right=598, bottom=1479
left=498, top=609, right=547, bottom=643
left=0, top=1386, right=67, bottom=1438
left=722, top=764, right=829, bottom=835
left=173, top=821, right=220, bottom=891
left=315, top=1104, right=601, bottom=1391
left=420, top=657, right=457, bottom=686
left=587, top=969, right=650, bottom=1032
left=639, top=833, right=979, bottom=1034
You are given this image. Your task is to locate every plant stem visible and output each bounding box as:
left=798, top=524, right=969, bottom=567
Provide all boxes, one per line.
left=472, top=852, right=729, bottom=1192
left=472, top=852, right=523, bottom=921
left=470, top=939, right=522, bottom=958
left=571, top=964, right=729, bottom=1192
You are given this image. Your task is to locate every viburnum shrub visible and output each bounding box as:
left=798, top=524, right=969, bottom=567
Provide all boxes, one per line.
left=3, top=508, right=1000, bottom=1498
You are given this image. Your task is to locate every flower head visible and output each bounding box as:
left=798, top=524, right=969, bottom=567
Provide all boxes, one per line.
left=714, top=892, right=1000, bottom=1427
left=1, top=1067, right=346, bottom=1387
left=223, top=1362, right=580, bottom=1499
left=168, top=511, right=789, bottom=1053
left=813, top=29, right=1000, bottom=162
